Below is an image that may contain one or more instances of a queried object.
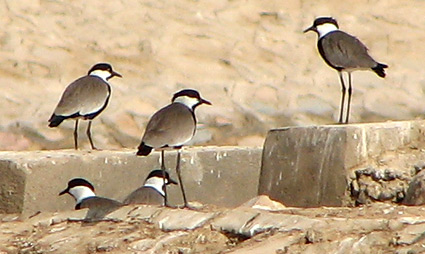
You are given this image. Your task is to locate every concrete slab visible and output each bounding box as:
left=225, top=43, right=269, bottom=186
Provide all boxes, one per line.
left=259, top=120, right=425, bottom=207
left=0, top=147, right=261, bottom=214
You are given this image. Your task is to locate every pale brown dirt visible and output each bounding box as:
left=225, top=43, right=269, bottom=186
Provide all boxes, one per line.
left=0, top=0, right=424, bottom=150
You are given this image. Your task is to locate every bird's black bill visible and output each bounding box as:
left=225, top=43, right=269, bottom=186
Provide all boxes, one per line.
left=201, top=98, right=212, bottom=105
left=59, top=188, right=68, bottom=196
left=168, top=177, right=178, bottom=185
left=303, top=26, right=315, bottom=33
left=112, top=71, right=122, bottom=78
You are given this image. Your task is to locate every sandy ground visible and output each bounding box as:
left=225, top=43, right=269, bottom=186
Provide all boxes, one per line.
left=0, top=0, right=424, bottom=150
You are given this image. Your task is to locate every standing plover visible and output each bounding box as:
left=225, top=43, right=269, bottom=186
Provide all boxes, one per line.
left=48, top=63, right=122, bottom=149
left=136, top=89, right=211, bottom=207
left=304, top=17, right=387, bottom=123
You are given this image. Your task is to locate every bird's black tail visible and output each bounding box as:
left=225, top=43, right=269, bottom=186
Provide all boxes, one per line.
left=372, top=63, right=388, bottom=78
left=48, top=114, right=66, bottom=127
left=137, top=142, right=152, bottom=156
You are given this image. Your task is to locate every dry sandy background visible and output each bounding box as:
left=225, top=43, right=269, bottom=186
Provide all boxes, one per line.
left=1, top=1, right=425, bottom=253
left=0, top=0, right=424, bottom=150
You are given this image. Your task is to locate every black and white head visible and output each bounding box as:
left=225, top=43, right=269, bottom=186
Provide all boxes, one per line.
left=304, top=17, right=339, bottom=38
left=171, top=89, right=212, bottom=110
left=143, top=169, right=178, bottom=196
left=59, top=178, right=96, bottom=205
left=88, top=63, right=122, bottom=81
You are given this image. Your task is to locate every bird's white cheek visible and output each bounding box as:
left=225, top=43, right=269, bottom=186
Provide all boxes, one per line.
left=316, top=23, right=338, bottom=38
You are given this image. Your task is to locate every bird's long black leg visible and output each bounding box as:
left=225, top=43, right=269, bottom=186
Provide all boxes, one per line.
left=74, top=119, right=79, bottom=150
left=161, top=150, right=166, bottom=170
left=338, top=71, right=346, bottom=124
left=175, top=150, right=188, bottom=207
left=345, top=73, right=353, bottom=124
left=161, top=150, right=169, bottom=206
left=86, top=120, right=97, bottom=150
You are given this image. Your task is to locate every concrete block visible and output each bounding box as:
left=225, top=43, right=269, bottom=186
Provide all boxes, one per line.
left=259, top=120, right=425, bottom=207
left=0, top=147, right=261, bottom=215
left=0, top=160, right=26, bottom=213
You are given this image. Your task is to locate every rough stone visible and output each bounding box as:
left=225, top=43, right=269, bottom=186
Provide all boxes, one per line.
left=338, top=232, right=391, bottom=254
left=396, top=223, right=425, bottom=245
left=354, top=166, right=409, bottom=204
left=239, top=195, right=286, bottom=211
left=259, top=120, right=425, bottom=207
left=151, top=209, right=216, bottom=231
left=129, top=238, right=156, bottom=252
left=414, top=161, right=425, bottom=174
left=104, top=205, right=136, bottom=220
left=240, top=212, right=325, bottom=237
left=403, top=170, right=425, bottom=206
left=127, top=205, right=163, bottom=220
left=27, top=210, right=87, bottom=227
left=211, top=207, right=260, bottom=235
left=227, top=233, right=301, bottom=254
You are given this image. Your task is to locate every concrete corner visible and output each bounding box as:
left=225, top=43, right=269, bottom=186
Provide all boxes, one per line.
left=0, top=160, right=26, bottom=213
left=259, top=120, right=425, bottom=207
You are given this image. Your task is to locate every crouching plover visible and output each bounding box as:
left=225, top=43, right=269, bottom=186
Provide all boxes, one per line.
left=59, top=178, right=122, bottom=220
left=123, top=169, right=177, bottom=206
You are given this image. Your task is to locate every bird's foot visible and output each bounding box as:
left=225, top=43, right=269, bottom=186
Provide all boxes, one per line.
left=175, top=202, right=202, bottom=210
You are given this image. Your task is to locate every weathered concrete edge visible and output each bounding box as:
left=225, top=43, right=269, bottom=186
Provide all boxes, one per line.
left=0, top=160, right=26, bottom=213
left=265, top=120, right=424, bottom=166
left=0, top=146, right=262, bottom=214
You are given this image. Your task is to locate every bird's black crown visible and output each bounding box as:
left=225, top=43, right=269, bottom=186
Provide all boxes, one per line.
left=147, top=169, right=171, bottom=180
left=313, top=17, right=339, bottom=28
left=66, top=178, right=95, bottom=192
left=88, top=63, right=114, bottom=75
left=146, top=169, right=178, bottom=185
left=172, top=89, right=201, bottom=101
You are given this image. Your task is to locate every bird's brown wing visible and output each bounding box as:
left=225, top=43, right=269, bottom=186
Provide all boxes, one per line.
left=142, top=103, right=196, bottom=148
left=123, top=187, right=164, bottom=205
left=53, top=76, right=110, bottom=117
left=79, top=197, right=122, bottom=220
left=319, top=31, right=377, bottom=69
